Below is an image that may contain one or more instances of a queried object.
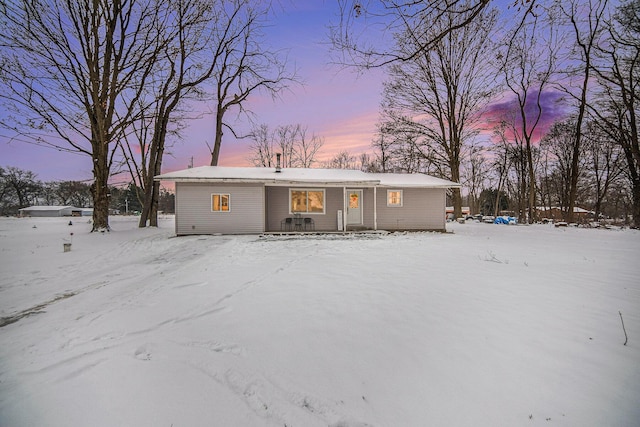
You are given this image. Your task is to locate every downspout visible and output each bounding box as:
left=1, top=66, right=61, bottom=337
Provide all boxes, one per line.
left=343, top=186, right=347, bottom=233
left=374, top=186, right=378, bottom=231
left=174, top=181, right=179, bottom=235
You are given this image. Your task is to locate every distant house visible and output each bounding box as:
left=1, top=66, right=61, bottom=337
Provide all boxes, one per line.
left=18, top=206, right=83, bottom=217
left=155, top=166, right=461, bottom=235
left=445, top=206, right=470, bottom=220
left=536, top=206, right=594, bottom=222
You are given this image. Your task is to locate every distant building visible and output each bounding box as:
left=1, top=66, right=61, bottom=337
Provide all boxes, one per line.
left=18, top=206, right=83, bottom=217
left=445, top=206, right=470, bottom=220
left=536, top=206, right=594, bottom=222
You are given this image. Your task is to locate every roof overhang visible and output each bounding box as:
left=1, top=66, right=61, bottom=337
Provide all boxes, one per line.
left=155, top=166, right=461, bottom=189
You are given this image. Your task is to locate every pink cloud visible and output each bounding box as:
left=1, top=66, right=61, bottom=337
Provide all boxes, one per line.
left=480, top=90, right=569, bottom=143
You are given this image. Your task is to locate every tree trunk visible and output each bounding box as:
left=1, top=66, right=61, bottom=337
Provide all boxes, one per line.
left=451, top=188, right=462, bottom=219
left=632, top=180, right=640, bottom=229
left=139, top=149, right=164, bottom=228
left=210, top=110, right=224, bottom=166
left=149, top=181, right=160, bottom=227
left=494, top=179, right=504, bottom=218
left=450, top=160, right=462, bottom=218
left=567, top=84, right=589, bottom=223
left=526, top=139, right=536, bottom=224
left=139, top=110, right=168, bottom=228
left=91, top=152, right=110, bottom=231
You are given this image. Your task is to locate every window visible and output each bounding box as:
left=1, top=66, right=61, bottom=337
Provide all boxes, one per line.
left=290, top=189, right=325, bottom=214
left=387, top=190, right=403, bottom=207
left=211, top=194, right=230, bottom=212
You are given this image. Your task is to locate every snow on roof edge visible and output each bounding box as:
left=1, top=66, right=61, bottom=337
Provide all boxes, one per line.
left=19, top=205, right=78, bottom=211
left=155, top=166, right=461, bottom=188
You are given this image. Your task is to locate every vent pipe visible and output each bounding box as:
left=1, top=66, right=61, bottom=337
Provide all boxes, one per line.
left=276, top=153, right=282, bottom=173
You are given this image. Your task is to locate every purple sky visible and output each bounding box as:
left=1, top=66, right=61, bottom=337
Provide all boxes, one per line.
left=0, top=1, right=567, bottom=183
left=0, top=1, right=386, bottom=183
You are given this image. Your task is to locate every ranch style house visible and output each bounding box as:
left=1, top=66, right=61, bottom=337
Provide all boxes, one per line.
left=155, top=166, right=461, bottom=235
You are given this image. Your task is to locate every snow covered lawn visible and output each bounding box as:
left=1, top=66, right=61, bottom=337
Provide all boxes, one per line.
left=1, top=216, right=638, bottom=426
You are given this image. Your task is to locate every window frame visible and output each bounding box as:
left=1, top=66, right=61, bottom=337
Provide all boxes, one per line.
left=211, top=193, right=231, bottom=212
left=289, top=188, right=326, bottom=214
left=387, top=189, right=403, bottom=207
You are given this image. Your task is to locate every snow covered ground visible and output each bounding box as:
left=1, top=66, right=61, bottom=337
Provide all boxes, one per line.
left=0, top=216, right=638, bottom=427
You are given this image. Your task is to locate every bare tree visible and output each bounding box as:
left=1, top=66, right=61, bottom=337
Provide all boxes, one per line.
left=247, top=123, right=324, bottom=168
left=591, top=0, right=640, bottom=228
left=497, top=5, right=560, bottom=223
left=55, top=181, right=93, bottom=208
left=554, top=0, right=609, bottom=222
left=461, top=142, right=490, bottom=215
left=294, top=125, right=324, bottom=168
left=583, top=119, right=626, bottom=219
left=274, top=124, right=298, bottom=168
left=371, top=129, right=395, bottom=173
left=207, top=0, right=297, bottom=166
left=358, top=152, right=381, bottom=172
left=379, top=4, right=499, bottom=218
left=0, top=166, right=40, bottom=210
left=248, top=124, right=276, bottom=167
left=120, top=0, right=229, bottom=228
left=0, top=0, right=165, bottom=231
left=330, top=0, right=497, bottom=68
left=375, top=109, right=441, bottom=174
left=539, top=119, right=586, bottom=215
left=490, top=121, right=515, bottom=217
left=322, top=150, right=359, bottom=169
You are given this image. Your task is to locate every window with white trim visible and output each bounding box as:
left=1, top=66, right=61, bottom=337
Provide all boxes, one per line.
left=211, top=194, right=230, bottom=212
left=290, top=189, right=325, bottom=214
left=387, top=190, right=403, bottom=207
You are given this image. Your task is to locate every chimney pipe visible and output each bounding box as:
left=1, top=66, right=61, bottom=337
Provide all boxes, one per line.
left=276, top=153, right=282, bottom=173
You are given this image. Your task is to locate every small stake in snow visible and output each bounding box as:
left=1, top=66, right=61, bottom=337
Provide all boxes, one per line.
left=619, top=310, right=628, bottom=346
left=63, top=232, right=73, bottom=253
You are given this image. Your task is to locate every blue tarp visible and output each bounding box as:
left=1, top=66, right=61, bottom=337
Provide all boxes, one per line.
left=494, top=216, right=517, bottom=225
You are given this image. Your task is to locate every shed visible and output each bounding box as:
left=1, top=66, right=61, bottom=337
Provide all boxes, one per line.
left=155, top=166, right=461, bottom=235
left=18, top=206, right=82, bottom=217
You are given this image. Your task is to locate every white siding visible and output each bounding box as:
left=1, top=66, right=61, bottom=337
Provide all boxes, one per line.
left=175, top=183, right=264, bottom=235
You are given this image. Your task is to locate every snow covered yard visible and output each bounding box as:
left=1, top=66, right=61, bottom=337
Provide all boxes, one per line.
left=0, top=216, right=638, bottom=427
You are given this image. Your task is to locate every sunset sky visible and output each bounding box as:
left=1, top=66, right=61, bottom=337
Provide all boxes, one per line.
left=0, top=1, right=570, bottom=184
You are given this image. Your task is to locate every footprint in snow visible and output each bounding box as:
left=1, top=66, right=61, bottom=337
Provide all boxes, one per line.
left=134, top=346, right=152, bottom=361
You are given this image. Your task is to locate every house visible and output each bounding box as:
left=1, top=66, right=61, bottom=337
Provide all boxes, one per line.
left=18, top=206, right=83, bottom=217
left=536, top=206, right=594, bottom=223
left=445, top=206, right=470, bottom=220
left=155, top=166, right=461, bottom=235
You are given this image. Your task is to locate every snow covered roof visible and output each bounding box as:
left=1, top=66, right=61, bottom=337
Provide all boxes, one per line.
left=156, top=166, right=461, bottom=188
left=19, top=206, right=77, bottom=211
left=537, top=206, right=594, bottom=214
left=368, top=173, right=461, bottom=188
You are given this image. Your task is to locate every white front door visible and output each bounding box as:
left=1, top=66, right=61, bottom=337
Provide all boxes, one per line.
left=346, top=189, right=363, bottom=225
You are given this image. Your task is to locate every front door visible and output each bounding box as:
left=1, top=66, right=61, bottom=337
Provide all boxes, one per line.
left=346, top=189, right=363, bottom=225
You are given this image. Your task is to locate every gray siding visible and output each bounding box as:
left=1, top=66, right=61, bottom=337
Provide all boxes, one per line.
left=265, top=186, right=446, bottom=232
left=175, top=182, right=264, bottom=235
left=376, top=188, right=446, bottom=231
left=266, top=187, right=345, bottom=231
left=174, top=183, right=446, bottom=234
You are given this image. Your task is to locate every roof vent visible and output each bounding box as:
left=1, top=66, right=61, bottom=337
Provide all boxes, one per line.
left=276, top=153, right=282, bottom=173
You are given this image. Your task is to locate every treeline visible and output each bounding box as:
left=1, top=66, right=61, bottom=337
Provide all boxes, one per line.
left=330, top=0, right=640, bottom=227
left=0, top=166, right=174, bottom=217
left=1, top=0, right=294, bottom=231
